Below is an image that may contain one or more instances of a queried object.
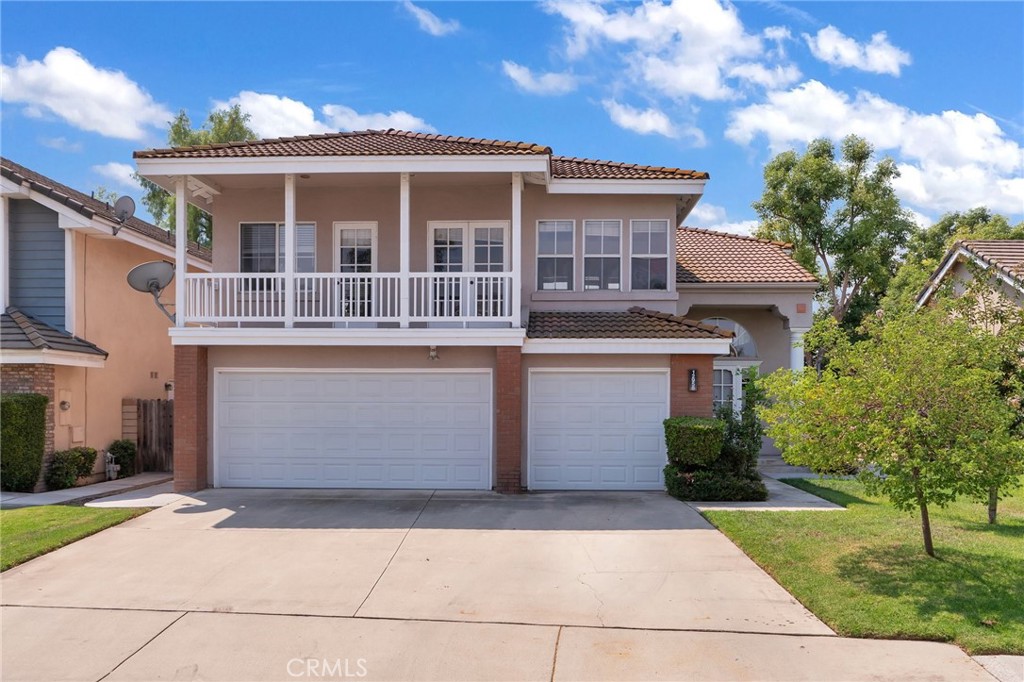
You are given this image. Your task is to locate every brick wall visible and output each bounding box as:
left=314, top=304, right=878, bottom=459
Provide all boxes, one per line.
left=670, top=354, right=714, bottom=418
left=495, top=346, right=523, bottom=494
left=173, top=346, right=208, bottom=492
left=2, top=363, right=56, bottom=491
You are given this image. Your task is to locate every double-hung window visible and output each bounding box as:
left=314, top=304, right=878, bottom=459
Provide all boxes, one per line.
left=583, top=220, right=621, bottom=290
left=537, top=220, right=574, bottom=291
left=240, top=222, right=316, bottom=273
left=630, top=220, right=670, bottom=290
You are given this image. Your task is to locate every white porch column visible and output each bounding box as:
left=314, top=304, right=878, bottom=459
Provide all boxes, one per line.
left=0, top=197, right=9, bottom=308
left=175, top=177, right=187, bottom=327
left=790, top=326, right=810, bottom=370
left=510, top=172, right=523, bottom=328
left=283, top=173, right=296, bottom=327
left=399, top=172, right=410, bottom=328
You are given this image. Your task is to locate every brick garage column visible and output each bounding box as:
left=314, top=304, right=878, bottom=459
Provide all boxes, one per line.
left=494, top=346, right=523, bottom=494
left=670, top=354, right=714, bottom=418
left=174, top=346, right=208, bottom=492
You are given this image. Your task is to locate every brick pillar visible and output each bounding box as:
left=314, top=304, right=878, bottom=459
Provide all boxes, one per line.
left=174, top=346, right=208, bottom=492
left=670, top=354, right=714, bottom=418
left=2, top=363, right=57, bottom=491
left=495, top=346, right=523, bottom=494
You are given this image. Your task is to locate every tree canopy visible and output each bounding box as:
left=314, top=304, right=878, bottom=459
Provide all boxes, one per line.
left=753, top=135, right=915, bottom=332
left=137, top=105, right=257, bottom=246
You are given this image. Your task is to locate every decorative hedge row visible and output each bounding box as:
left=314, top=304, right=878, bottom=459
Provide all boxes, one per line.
left=1, top=393, right=48, bottom=492
left=662, top=413, right=768, bottom=502
left=45, top=447, right=99, bottom=490
left=664, top=464, right=768, bottom=502
left=664, top=416, right=725, bottom=468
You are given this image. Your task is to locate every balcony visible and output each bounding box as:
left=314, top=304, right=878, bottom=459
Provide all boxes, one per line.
left=182, top=272, right=516, bottom=327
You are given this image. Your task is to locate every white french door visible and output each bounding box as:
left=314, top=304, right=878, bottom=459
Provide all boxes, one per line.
left=429, top=222, right=508, bottom=317
left=334, top=222, right=377, bottom=318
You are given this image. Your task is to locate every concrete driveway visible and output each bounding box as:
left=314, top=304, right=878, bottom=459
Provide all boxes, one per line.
left=1, top=489, right=994, bottom=681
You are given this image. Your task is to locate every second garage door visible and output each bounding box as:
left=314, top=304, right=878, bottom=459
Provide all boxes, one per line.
left=528, top=370, right=669, bottom=490
left=215, top=370, right=492, bottom=489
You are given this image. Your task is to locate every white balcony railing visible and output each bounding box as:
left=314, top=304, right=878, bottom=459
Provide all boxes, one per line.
left=182, top=273, right=514, bottom=325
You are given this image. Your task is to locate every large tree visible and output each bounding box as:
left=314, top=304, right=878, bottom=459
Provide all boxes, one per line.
left=753, top=135, right=915, bottom=332
left=137, top=104, right=257, bottom=246
left=884, top=208, right=1024, bottom=314
left=761, top=306, right=1023, bottom=556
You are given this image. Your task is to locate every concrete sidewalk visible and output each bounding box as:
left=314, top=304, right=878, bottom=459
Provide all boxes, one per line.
left=691, top=476, right=845, bottom=512
left=0, top=472, right=172, bottom=509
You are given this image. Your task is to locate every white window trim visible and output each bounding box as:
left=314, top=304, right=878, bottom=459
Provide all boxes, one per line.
left=712, top=358, right=762, bottom=414
left=536, top=219, right=576, bottom=292
left=237, top=220, right=317, bottom=272
left=333, top=221, right=378, bottom=272
left=582, top=219, right=622, bottom=292
left=427, top=220, right=510, bottom=272
left=629, top=219, right=672, bottom=292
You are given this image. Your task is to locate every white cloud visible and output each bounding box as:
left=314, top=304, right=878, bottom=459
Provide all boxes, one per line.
left=39, top=136, right=82, bottom=153
left=92, top=162, right=141, bottom=190
left=726, top=80, right=1024, bottom=214
left=545, top=0, right=797, bottom=101
left=804, top=26, right=911, bottom=76
left=0, top=47, right=170, bottom=141
left=214, top=91, right=435, bottom=138
left=501, top=61, right=577, bottom=95
left=214, top=92, right=331, bottom=138
left=687, top=202, right=758, bottom=236
left=401, top=0, right=460, bottom=37
left=321, top=104, right=436, bottom=133
left=602, top=99, right=705, bottom=144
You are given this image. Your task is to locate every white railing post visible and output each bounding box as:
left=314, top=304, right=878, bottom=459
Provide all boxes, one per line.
left=511, top=172, right=523, bottom=327
left=175, top=177, right=187, bottom=326
left=284, top=174, right=296, bottom=327
left=399, top=172, right=410, bottom=327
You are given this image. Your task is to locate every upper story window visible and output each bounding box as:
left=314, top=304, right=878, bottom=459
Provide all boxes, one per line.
left=630, top=220, right=670, bottom=291
left=240, top=222, right=315, bottom=273
left=537, top=220, right=574, bottom=291
left=583, top=220, right=621, bottom=290
left=336, top=223, right=375, bottom=273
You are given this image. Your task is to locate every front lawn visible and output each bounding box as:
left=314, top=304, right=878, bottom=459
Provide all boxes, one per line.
left=704, top=479, right=1024, bottom=654
left=1, top=505, right=148, bottom=571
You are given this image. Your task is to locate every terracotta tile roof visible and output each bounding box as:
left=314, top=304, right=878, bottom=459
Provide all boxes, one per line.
left=527, top=307, right=731, bottom=340
left=0, top=158, right=211, bottom=262
left=551, top=156, right=708, bottom=180
left=959, top=240, right=1024, bottom=280
left=133, top=129, right=709, bottom=180
left=134, top=129, right=552, bottom=159
left=1, top=306, right=108, bottom=357
left=676, top=227, right=818, bottom=284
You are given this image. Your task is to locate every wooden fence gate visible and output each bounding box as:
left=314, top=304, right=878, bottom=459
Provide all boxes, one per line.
left=137, top=399, right=174, bottom=472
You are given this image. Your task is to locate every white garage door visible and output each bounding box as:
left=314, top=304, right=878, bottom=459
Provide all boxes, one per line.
left=529, top=370, right=669, bottom=490
left=215, top=371, right=492, bottom=489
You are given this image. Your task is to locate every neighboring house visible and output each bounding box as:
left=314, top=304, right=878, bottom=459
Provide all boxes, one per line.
left=132, top=129, right=816, bottom=493
left=0, top=158, right=212, bottom=490
left=917, top=240, right=1024, bottom=309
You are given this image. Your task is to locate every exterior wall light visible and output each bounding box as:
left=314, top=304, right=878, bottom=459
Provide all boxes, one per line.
left=428, top=346, right=439, bottom=361
left=688, top=369, right=698, bottom=392
left=59, top=400, right=71, bottom=411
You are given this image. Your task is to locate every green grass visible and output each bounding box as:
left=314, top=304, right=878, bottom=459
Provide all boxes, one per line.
left=1, top=505, right=148, bottom=571
left=704, top=479, right=1024, bottom=655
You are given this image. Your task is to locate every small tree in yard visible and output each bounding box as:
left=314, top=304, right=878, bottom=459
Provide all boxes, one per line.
left=760, top=304, right=1022, bottom=557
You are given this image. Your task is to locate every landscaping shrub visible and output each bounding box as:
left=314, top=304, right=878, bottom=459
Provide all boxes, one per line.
left=107, top=439, right=137, bottom=478
left=663, top=416, right=724, bottom=468
left=44, top=447, right=98, bottom=490
left=0, top=393, right=48, bottom=492
left=664, top=464, right=768, bottom=501
left=717, top=368, right=767, bottom=478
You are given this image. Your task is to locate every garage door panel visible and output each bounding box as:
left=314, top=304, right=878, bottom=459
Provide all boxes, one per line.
left=217, top=371, right=491, bottom=489
left=530, top=371, right=668, bottom=491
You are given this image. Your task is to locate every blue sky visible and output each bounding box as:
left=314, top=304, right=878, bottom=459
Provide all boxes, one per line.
left=2, top=1, right=1022, bottom=233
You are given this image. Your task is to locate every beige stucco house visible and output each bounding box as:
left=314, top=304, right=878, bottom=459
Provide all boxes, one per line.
left=133, top=129, right=817, bottom=493
left=918, top=240, right=1024, bottom=309
left=0, top=158, right=211, bottom=489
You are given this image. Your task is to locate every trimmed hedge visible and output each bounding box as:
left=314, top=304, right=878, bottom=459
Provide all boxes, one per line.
left=1, top=393, right=48, bottom=492
left=45, top=447, right=98, bottom=490
left=664, top=464, right=769, bottom=501
left=107, top=439, right=137, bottom=478
left=663, top=416, right=724, bottom=468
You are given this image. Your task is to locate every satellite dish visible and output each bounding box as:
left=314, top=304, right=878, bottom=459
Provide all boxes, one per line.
left=127, top=260, right=175, bottom=322
left=114, top=195, right=136, bottom=223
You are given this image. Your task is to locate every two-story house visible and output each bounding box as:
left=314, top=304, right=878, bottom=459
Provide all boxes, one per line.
left=0, top=158, right=211, bottom=489
left=133, top=130, right=816, bottom=493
